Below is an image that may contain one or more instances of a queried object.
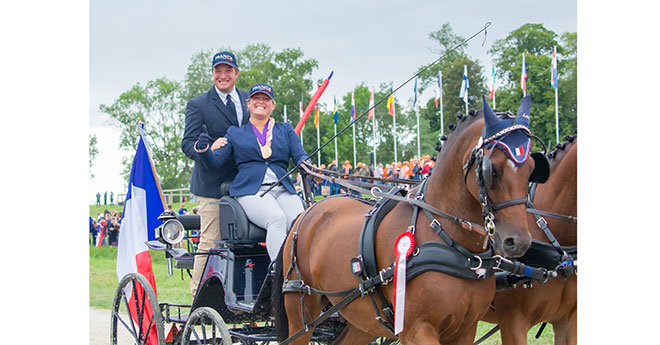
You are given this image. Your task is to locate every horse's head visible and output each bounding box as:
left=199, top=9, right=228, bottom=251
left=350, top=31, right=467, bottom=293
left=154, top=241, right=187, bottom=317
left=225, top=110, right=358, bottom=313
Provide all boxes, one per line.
left=462, top=95, right=549, bottom=257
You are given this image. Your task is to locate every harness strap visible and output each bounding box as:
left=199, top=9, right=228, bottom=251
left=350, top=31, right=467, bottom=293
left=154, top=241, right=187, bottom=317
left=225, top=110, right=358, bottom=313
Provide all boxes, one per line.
left=492, top=197, right=527, bottom=211
left=526, top=208, right=577, bottom=223
left=279, top=266, right=397, bottom=345
left=526, top=199, right=569, bottom=258
left=473, top=325, right=500, bottom=345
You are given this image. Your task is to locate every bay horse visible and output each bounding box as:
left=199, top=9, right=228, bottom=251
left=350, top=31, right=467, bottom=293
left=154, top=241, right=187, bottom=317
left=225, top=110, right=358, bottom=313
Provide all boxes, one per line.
left=483, top=133, right=577, bottom=345
left=273, top=95, right=546, bottom=345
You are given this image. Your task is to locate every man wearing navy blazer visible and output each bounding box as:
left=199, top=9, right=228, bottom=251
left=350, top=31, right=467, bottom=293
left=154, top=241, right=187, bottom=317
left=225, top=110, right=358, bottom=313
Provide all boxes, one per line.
left=181, top=51, right=250, bottom=296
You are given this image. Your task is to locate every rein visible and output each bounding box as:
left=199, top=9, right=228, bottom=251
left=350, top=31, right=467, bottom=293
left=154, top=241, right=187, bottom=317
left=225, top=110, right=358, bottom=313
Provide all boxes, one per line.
left=300, top=164, right=490, bottom=237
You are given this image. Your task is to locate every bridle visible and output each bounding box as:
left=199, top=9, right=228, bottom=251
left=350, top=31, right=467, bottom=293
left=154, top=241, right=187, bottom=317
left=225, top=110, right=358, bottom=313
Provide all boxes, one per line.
left=462, top=128, right=549, bottom=248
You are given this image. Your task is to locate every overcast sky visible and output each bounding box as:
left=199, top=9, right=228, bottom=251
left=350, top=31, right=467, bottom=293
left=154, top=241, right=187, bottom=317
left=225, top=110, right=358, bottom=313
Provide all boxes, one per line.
left=89, top=0, right=577, bottom=202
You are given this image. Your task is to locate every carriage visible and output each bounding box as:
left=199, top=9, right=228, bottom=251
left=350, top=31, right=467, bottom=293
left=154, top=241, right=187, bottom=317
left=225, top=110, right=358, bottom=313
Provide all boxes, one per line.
left=111, top=180, right=350, bottom=345
left=111, top=95, right=577, bottom=345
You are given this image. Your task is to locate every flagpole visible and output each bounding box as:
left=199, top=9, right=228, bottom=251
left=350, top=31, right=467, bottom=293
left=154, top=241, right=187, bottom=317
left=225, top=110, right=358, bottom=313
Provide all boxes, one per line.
left=552, top=46, right=560, bottom=145
left=492, top=89, right=496, bottom=110
left=393, top=99, right=398, bottom=164
left=299, top=100, right=304, bottom=147
left=440, top=76, right=444, bottom=137
left=334, top=122, right=338, bottom=164
left=372, top=110, right=377, bottom=166
left=414, top=77, right=420, bottom=158
left=369, top=90, right=377, bottom=167
left=317, top=115, right=321, bottom=165
left=352, top=124, right=357, bottom=167
left=351, top=92, right=357, bottom=167
left=283, top=104, right=288, bottom=123
left=416, top=108, right=421, bottom=158
left=555, top=86, right=559, bottom=145
left=333, top=96, right=339, bottom=165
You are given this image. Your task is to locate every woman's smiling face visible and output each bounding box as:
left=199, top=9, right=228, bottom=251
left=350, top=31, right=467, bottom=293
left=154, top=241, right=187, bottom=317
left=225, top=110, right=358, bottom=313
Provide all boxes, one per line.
left=247, top=93, right=276, bottom=119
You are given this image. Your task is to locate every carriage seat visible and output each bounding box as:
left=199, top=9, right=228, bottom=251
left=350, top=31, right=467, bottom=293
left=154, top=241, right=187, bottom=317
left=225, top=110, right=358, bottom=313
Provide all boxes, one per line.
left=218, top=196, right=267, bottom=244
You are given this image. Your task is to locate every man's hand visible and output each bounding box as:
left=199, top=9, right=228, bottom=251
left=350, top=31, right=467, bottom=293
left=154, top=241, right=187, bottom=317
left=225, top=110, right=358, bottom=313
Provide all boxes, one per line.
left=195, top=124, right=211, bottom=152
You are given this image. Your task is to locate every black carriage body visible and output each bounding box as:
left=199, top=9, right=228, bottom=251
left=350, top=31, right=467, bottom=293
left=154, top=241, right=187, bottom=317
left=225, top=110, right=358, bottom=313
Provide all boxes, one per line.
left=191, top=196, right=272, bottom=323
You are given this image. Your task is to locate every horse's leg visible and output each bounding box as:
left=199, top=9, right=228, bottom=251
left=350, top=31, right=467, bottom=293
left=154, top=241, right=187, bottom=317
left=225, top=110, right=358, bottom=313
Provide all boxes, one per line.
left=552, top=313, right=577, bottom=345
left=331, top=324, right=377, bottom=345
left=397, top=321, right=440, bottom=345
left=497, top=315, right=529, bottom=345
left=283, top=291, right=323, bottom=345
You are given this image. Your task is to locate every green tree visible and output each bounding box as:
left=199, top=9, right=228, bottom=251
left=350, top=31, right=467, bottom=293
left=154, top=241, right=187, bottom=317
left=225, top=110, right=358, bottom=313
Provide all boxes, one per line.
left=100, top=78, right=191, bottom=189
left=89, top=134, right=98, bottom=179
left=558, top=32, right=577, bottom=133
left=488, top=24, right=577, bottom=148
left=415, top=23, right=487, bottom=143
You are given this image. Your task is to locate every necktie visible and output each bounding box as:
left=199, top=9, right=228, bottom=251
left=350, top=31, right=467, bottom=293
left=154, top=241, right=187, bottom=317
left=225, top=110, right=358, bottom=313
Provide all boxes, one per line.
left=225, top=94, right=238, bottom=123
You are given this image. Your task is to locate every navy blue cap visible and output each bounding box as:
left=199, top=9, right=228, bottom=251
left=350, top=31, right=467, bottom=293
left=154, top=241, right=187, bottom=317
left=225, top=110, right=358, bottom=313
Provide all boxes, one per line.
left=212, top=51, right=238, bottom=69
left=248, top=83, right=274, bottom=99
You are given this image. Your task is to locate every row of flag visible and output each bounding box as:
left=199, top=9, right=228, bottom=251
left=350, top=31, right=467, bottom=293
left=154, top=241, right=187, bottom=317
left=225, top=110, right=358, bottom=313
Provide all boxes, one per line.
left=303, top=47, right=560, bottom=125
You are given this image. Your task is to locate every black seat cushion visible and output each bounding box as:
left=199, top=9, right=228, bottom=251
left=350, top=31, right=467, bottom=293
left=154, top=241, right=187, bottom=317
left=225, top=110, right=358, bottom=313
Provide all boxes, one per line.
left=218, top=196, right=267, bottom=243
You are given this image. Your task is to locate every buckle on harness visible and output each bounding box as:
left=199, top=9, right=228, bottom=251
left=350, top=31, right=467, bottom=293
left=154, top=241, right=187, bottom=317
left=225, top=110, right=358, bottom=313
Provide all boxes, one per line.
left=379, top=268, right=392, bottom=285
left=430, top=218, right=442, bottom=231
left=536, top=217, right=548, bottom=228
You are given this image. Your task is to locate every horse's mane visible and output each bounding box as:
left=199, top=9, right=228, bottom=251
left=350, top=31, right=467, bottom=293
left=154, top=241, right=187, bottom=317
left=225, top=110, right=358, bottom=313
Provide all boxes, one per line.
left=434, top=109, right=482, bottom=161
left=547, top=129, right=577, bottom=168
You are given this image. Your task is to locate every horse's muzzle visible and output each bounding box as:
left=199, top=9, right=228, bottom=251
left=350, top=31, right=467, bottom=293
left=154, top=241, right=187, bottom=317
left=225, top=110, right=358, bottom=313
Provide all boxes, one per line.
left=494, top=232, right=532, bottom=258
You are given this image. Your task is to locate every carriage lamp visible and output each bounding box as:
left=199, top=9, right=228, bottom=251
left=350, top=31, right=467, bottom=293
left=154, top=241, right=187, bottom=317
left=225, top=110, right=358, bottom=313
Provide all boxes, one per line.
left=158, top=219, right=185, bottom=245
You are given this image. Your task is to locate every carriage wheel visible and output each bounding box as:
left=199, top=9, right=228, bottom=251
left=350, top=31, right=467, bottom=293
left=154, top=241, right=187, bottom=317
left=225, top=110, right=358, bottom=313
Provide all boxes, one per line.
left=181, top=307, right=232, bottom=345
left=111, top=273, right=165, bottom=345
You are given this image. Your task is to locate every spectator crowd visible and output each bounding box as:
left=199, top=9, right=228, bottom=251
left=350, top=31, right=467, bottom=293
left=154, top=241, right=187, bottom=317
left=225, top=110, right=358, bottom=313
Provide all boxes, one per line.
left=306, top=155, right=435, bottom=197
left=89, top=209, right=122, bottom=247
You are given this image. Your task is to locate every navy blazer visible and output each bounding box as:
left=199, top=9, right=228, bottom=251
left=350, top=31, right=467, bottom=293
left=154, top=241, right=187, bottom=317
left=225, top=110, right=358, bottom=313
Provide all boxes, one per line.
left=199, top=122, right=309, bottom=197
left=181, top=87, right=250, bottom=198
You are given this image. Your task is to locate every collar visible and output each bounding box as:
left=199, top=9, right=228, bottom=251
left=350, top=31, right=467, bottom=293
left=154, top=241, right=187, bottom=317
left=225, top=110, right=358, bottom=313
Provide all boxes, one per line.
left=214, top=85, right=238, bottom=103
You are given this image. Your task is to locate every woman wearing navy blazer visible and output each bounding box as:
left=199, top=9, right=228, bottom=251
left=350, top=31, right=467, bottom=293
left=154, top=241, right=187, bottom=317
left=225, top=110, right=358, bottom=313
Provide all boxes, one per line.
left=194, top=83, right=310, bottom=261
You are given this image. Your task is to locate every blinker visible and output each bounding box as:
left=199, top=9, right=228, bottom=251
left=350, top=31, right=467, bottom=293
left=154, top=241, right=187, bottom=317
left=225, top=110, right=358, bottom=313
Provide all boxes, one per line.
left=529, top=152, right=550, bottom=183
left=481, top=155, right=493, bottom=189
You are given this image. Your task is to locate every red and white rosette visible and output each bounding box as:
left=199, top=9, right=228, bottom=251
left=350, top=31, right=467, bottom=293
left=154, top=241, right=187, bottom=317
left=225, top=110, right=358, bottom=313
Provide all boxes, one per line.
left=393, top=232, right=415, bottom=335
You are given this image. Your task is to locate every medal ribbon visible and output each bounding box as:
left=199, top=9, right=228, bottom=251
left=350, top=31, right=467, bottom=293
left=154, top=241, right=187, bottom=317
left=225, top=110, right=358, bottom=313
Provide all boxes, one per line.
left=393, top=232, right=415, bottom=335
left=251, top=118, right=274, bottom=158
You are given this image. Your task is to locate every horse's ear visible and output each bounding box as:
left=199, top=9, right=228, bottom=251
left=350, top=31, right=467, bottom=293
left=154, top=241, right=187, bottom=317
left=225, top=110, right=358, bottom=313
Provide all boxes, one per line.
left=482, top=95, right=500, bottom=133
left=515, top=94, right=531, bottom=128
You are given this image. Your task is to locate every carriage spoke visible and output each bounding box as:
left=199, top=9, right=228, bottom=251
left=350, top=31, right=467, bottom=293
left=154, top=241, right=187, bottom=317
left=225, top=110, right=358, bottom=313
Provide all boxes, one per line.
left=201, top=315, right=208, bottom=343
left=113, top=310, right=138, bottom=340
left=190, top=327, right=202, bottom=344
left=131, top=280, right=145, bottom=342
left=121, top=288, right=140, bottom=342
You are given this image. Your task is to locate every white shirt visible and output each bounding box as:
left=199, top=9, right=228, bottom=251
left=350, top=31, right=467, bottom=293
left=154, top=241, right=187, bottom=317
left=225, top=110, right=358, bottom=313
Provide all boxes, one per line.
left=214, top=86, right=244, bottom=125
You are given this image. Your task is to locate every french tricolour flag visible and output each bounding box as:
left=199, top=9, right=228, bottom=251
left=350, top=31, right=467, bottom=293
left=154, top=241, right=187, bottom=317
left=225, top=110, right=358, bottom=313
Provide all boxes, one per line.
left=95, top=223, right=105, bottom=247
left=116, top=124, right=166, bottom=344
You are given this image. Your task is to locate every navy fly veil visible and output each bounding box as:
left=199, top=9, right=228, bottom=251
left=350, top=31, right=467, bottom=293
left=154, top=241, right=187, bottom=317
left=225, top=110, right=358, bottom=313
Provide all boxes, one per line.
left=482, top=94, right=532, bottom=165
